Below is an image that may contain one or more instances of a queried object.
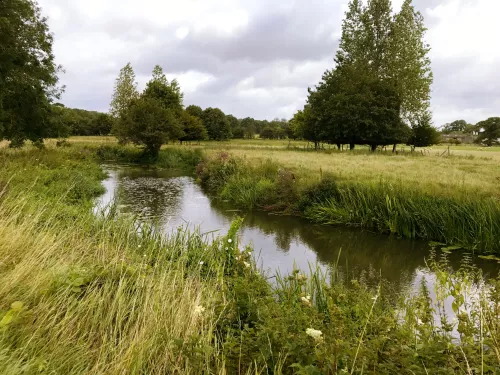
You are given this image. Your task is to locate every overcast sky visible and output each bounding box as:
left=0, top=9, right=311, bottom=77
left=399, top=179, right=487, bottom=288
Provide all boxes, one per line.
left=38, top=0, right=499, bottom=126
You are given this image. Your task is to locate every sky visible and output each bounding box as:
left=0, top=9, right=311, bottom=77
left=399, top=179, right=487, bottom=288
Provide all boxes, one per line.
left=38, top=0, right=500, bottom=126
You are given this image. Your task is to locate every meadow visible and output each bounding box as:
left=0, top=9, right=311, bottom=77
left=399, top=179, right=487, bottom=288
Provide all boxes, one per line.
left=1, top=140, right=500, bottom=373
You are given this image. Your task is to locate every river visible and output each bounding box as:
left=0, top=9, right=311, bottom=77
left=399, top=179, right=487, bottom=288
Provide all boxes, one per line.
left=95, top=165, right=500, bottom=296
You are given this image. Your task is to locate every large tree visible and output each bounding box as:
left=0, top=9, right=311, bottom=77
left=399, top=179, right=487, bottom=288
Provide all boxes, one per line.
left=475, top=117, right=500, bottom=146
left=119, top=97, right=182, bottom=156
left=186, top=105, right=204, bottom=120
left=0, top=0, right=63, bottom=147
left=179, top=110, right=207, bottom=144
left=202, top=108, right=231, bottom=141
left=109, top=63, right=138, bottom=119
left=113, top=66, right=184, bottom=155
left=407, top=111, right=439, bottom=147
left=303, top=0, right=434, bottom=151
left=142, top=65, right=183, bottom=112
left=442, top=119, right=468, bottom=134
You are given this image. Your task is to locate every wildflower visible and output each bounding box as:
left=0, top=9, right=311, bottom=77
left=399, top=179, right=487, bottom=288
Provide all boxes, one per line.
left=194, top=305, right=205, bottom=316
left=199, top=261, right=204, bottom=265
left=306, top=328, right=323, bottom=342
left=138, top=245, right=142, bottom=248
left=417, top=318, right=423, bottom=325
left=300, top=296, right=311, bottom=306
left=243, top=261, right=250, bottom=268
left=228, top=238, right=233, bottom=243
left=296, top=274, right=307, bottom=281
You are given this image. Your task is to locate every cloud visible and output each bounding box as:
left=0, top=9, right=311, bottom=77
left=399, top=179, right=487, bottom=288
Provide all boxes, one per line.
left=39, top=0, right=499, bottom=123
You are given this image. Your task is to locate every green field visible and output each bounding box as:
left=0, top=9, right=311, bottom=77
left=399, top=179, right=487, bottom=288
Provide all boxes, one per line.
left=1, top=140, right=500, bottom=373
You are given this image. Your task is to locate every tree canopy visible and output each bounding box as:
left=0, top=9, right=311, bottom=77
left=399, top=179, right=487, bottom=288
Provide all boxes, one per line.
left=0, top=0, right=63, bottom=147
left=202, top=108, right=231, bottom=141
left=475, top=117, right=500, bottom=146
left=298, top=0, right=436, bottom=150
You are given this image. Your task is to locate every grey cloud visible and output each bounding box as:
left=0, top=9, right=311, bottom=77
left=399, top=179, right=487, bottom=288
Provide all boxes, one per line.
left=39, top=0, right=500, bottom=123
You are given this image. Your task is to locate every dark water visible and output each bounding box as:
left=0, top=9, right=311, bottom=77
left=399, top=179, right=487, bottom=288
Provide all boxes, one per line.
left=96, top=165, right=500, bottom=291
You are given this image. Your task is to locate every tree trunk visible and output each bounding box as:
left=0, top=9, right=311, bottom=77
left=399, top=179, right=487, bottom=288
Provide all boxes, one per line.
left=349, top=143, right=355, bottom=150
left=370, top=144, right=378, bottom=152
left=336, top=143, right=341, bottom=150
left=392, top=143, right=397, bottom=153
left=314, top=141, right=319, bottom=150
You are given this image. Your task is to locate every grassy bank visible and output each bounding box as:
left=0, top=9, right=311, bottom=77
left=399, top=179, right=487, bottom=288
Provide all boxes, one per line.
left=196, top=152, right=500, bottom=253
left=1, top=145, right=500, bottom=373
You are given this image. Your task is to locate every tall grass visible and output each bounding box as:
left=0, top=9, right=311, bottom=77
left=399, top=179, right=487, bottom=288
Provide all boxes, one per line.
left=2, top=145, right=500, bottom=374
left=197, top=152, right=500, bottom=253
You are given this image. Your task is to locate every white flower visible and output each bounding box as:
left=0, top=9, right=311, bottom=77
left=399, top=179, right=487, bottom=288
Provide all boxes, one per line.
left=306, top=328, right=323, bottom=342
left=228, top=239, right=233, bottom=243
left=194, top=305, right=205, bottom=316
left=199, top=261, right=204, bottom=265
left=417, top=318, right=423, bottom=325
left=301, top=296, right=312, bottom=306
left=243, top=262, right=250, bottom=268
left=138, top=245, right=142, bottom=248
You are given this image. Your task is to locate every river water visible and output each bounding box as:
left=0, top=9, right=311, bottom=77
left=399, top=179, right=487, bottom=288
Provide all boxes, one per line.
left=95, top=165, right=499, bottom=295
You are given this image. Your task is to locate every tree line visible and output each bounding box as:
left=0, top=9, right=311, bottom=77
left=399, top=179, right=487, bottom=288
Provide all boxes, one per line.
left=292, top=0, right=437, bottom=151
left=109, top=63, right=298, bottom=156
left=1, top=0, right=499, bottom=150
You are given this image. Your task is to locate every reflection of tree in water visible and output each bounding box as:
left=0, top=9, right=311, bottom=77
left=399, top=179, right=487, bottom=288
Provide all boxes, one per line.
left=242, top=213, right=300, bottom=253
left=113, top=168, right=185, bottom=225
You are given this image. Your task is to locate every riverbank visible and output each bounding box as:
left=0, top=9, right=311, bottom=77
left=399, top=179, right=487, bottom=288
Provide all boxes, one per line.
left=194, top=150, right=500, bottom=254
left=1, top=145, right=500, bottom=373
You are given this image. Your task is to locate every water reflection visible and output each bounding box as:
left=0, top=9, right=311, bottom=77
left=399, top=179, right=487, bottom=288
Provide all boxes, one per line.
left=96, top=165, right=500, bottom=284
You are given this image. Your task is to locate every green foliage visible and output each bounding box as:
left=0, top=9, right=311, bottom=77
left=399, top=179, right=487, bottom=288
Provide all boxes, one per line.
left=407, top=111, right=440, bottom=147
left=49, top=105, right=114, bottom=136
left=442, top=119, right=470, bottom=134
left=0, top=0, right=63, bottom=147
left=142, top=65, right=183, bottom=112
left=202, top=107, right=232, bottom=141
left=475, top=117, right=500, bottom=146
left=185, top=105, right=204, bottom=119
left=301, top=0, right=433, bottom=150
left=117, top=97, right=182, bottom=157
left=2, top=146, right=500, bottom=373
left=197, top=152, right=500, bottom=253
left=179, top=110, right=207, bottom=143
left=109, top=63, right=139, bottom=120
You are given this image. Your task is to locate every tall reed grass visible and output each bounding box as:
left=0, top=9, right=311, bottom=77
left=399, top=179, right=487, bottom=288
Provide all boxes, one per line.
left=197, top=152, right=500, bottom=254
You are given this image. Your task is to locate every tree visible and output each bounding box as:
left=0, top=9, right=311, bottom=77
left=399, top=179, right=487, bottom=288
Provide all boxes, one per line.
left=260, top=127, right=275, bottom=139
left=179, top=111, right=207, bottom=144
left=91, top=113, right=114, bottom=135
left=442, top=119, right=468, bottom=134
left=388, top=0, right=433, bottom=125
left=202, top=108, right=231, bottom=140
left=475, top=117, right=500, bottom=146
left=0, top=0, right=63, bottom=147
left=142, top=65, right=183, bottom=112
left=118, top=97, right=182, bottom=157
left=109, top=63, right=138, bottom=119
left=407, top=111, right=439, bottom=147
left=304, top=0, right=433, bottom=151
left=186, top=105, right=204, bottom=119
left=226, top=114, right=243, bottom=138
left=240, top=117, right=257, bottom=139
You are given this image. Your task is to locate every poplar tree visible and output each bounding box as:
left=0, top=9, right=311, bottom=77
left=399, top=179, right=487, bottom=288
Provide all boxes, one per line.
left=109, top=63, right=139, bottom=119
